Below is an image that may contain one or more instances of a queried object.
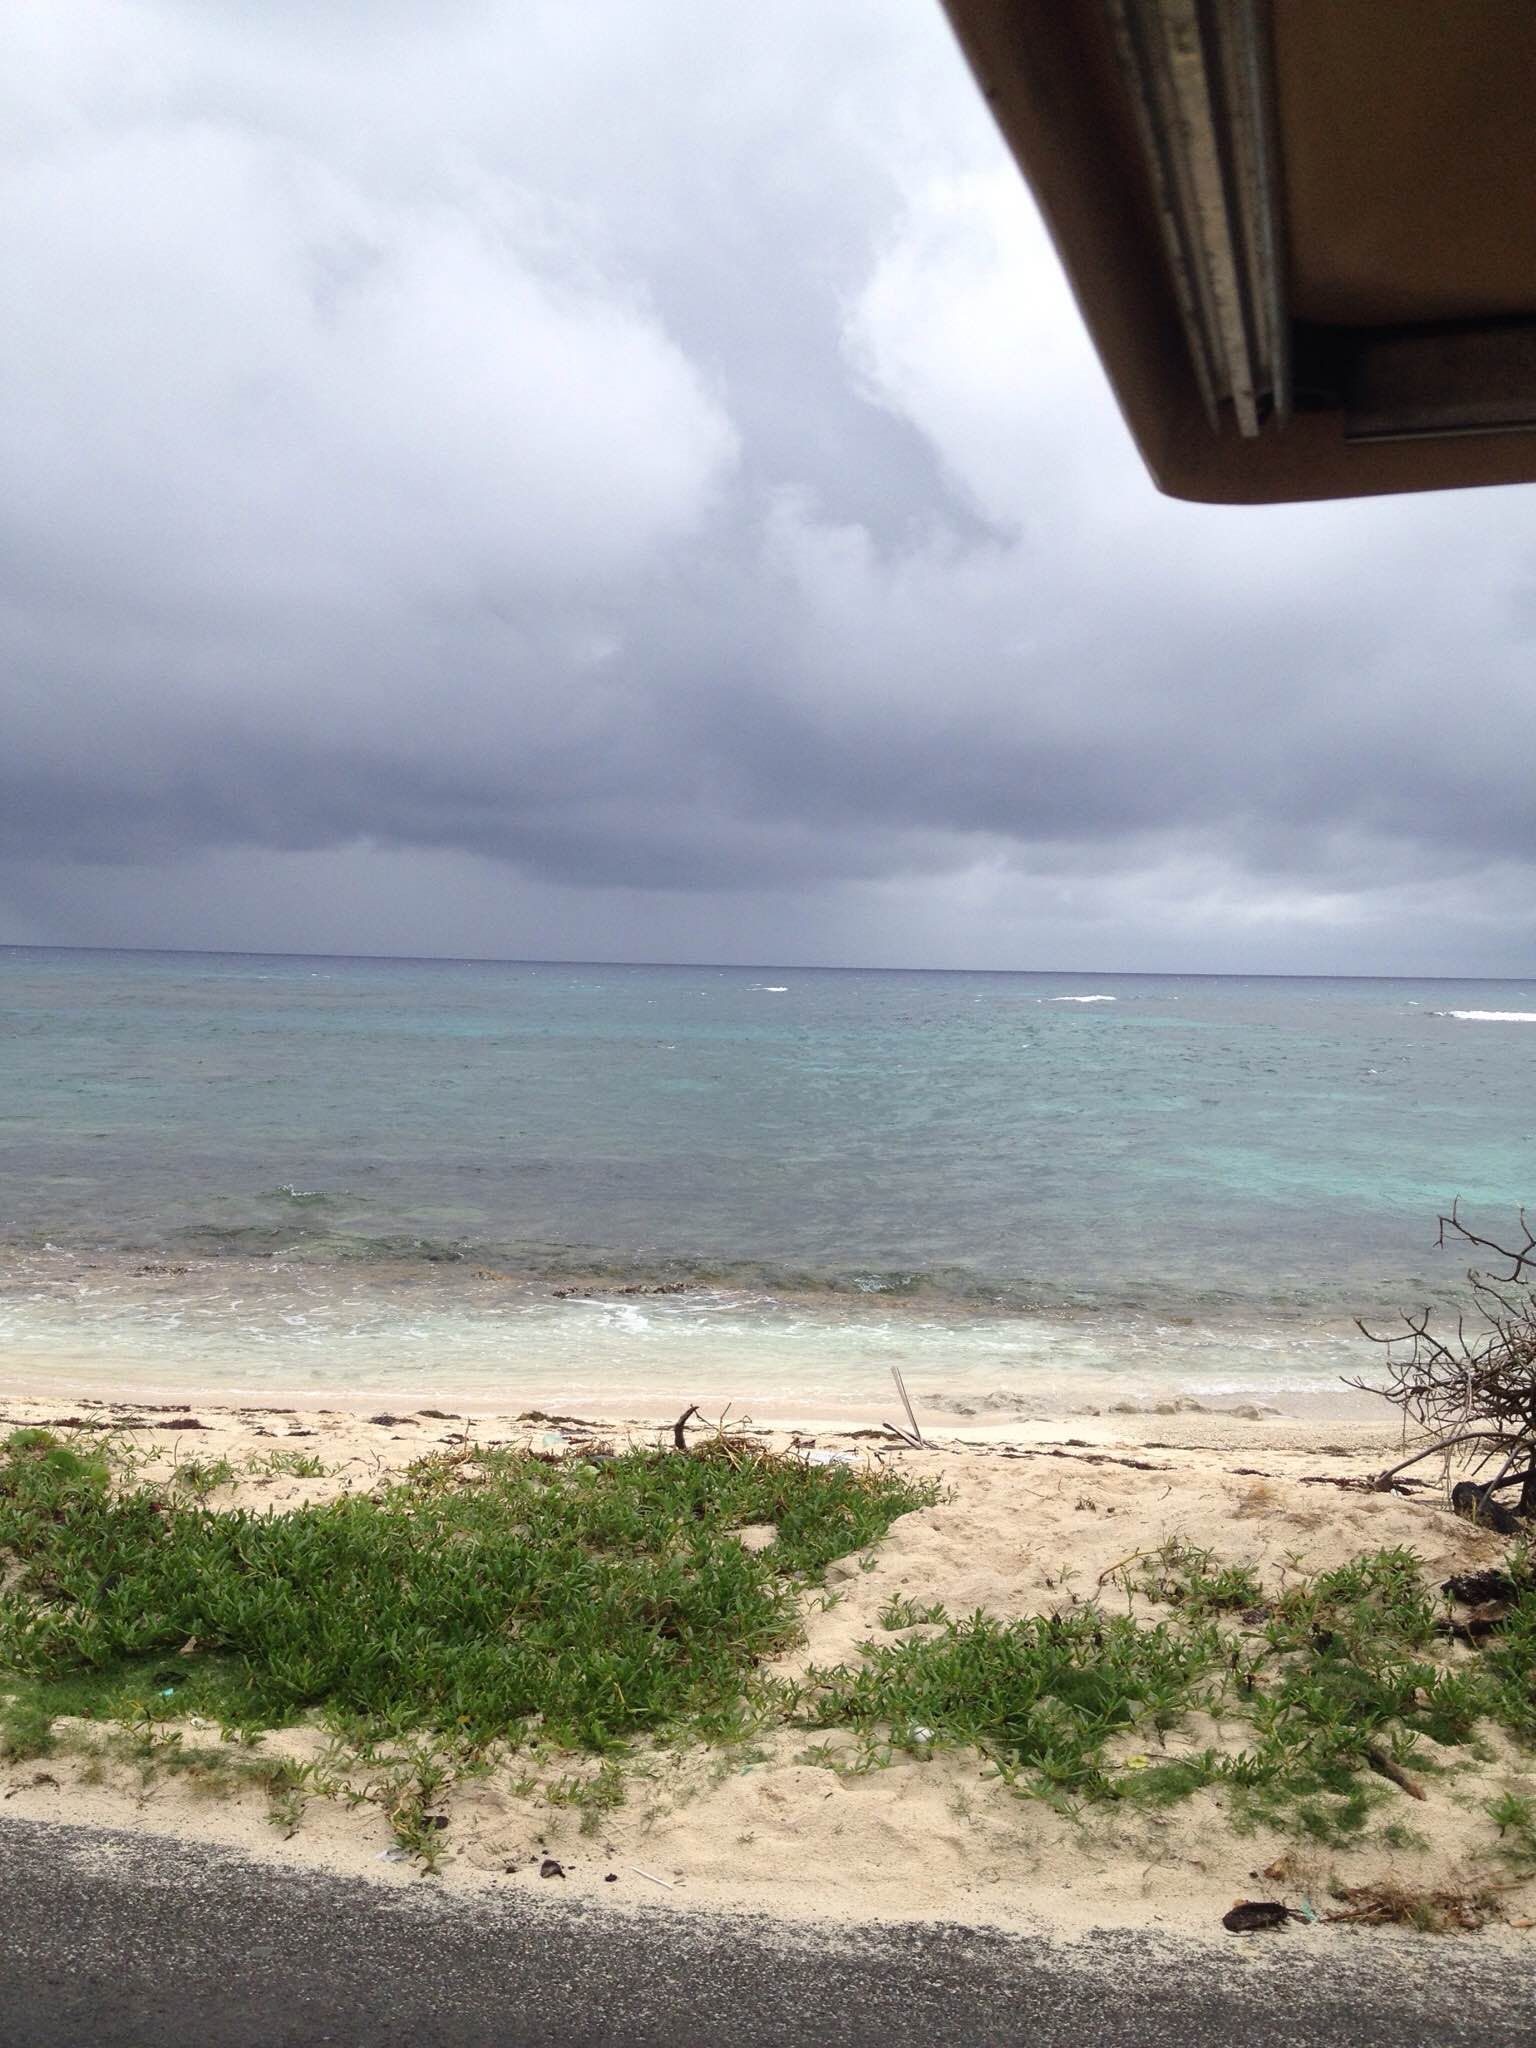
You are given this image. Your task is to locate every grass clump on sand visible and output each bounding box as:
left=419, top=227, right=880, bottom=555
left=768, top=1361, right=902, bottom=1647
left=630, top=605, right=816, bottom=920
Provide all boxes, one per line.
left=812, top=1605, right=1223, bottom=1798
left=0, top=1428, right=934, bottom=1757
left=803, top=1538, right=1536, bottom=1851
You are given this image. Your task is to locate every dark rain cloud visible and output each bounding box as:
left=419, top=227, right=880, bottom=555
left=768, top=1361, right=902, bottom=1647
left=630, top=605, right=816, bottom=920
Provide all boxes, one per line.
left=2, top=0, right=1535, bottom=970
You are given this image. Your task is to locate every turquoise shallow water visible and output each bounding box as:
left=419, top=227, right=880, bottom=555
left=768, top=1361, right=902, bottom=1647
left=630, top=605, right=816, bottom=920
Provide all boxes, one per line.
left=2, top=947, right=1533, bottom=1410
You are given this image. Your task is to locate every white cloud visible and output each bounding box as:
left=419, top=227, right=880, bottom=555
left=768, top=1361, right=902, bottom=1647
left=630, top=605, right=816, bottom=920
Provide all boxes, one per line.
left=847, top=166, right=1136, bottom=530
left=0, top=125, right=736, bottom=608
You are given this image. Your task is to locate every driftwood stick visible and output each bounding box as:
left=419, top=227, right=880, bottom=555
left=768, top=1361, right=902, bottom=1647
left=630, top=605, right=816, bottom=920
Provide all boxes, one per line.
left=1300, top=1472, right=1435, bottom=1495
left=1484, top=1461, right=1536, bottom=1496
left=1369, top=1432, right=1521, bottom=1487
left=1365, top=1745, right=1427, bottom=1800
left=890, top=1366, right=925, bottom=1447
left=671, top=1404, right=700, bottom=1452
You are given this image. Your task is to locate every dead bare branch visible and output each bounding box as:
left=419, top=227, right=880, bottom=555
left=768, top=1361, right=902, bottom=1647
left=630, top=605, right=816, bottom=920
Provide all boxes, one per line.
left=1352, top=1207, right=1536, bottom=1519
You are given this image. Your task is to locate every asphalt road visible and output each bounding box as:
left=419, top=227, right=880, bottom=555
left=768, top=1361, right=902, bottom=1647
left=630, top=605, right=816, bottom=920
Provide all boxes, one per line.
left=1, top=1815, right=1532, bottom=2047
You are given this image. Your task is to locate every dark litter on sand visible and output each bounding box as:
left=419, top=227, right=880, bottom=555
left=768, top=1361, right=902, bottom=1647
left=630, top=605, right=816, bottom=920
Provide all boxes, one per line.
left=1436, top=1560, right=1533, bottom=1643
left=1443, top=1567, right=1526, bottom=1606
left=1222, top=1901, right=1299, bottom=1933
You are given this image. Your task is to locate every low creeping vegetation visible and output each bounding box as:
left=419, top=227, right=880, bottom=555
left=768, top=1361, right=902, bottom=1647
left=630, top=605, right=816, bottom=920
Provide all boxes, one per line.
left=0, top=1427, right=935, bottom=1751
left=822, top=1602, right=1225, bottom=1799
left=0, top=1426, right=938, bottom=1864
left=825, top=1538, right=1536, bottom=1849
left=3, top=1431, right=1535, bottom=1889
left=246, top=1448, right=331, bottom=1480
left=169, top=1456, right=237, bottom=1499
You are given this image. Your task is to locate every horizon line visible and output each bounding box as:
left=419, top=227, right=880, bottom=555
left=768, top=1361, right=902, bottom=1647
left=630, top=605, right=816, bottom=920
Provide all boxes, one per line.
left=1, top=940, right=1531, bottom=984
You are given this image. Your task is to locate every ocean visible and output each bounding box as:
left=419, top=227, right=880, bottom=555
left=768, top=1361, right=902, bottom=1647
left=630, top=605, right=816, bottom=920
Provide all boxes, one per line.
left=2, top=946, right=1533, bottom=1417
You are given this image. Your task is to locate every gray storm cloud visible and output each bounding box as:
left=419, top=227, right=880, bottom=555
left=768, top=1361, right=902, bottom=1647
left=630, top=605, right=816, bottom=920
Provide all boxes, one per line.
left=2, top=0, right=1534, bottom=972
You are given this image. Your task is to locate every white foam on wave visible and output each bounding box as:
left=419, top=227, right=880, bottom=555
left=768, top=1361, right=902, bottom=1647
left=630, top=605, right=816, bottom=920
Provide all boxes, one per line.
left=600, top=1303, right=652, bottom=1335
left=753, top=985, right=789, bottom=993
left=1046, top=994, right=1116, bottom=1003
left=1438, top=1010, right=1536, bottom=1023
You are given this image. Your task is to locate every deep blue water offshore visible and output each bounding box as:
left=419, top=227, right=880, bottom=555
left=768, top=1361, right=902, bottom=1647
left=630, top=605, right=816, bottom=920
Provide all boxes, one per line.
left=2, top=946, right=1534, bottom=1413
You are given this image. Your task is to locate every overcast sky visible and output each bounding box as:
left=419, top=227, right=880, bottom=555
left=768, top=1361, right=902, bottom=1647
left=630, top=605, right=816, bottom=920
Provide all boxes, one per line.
left=3, top=1, right=1534, bottom=975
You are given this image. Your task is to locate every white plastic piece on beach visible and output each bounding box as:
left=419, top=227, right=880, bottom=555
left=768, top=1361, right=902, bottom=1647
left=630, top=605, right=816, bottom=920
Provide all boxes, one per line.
left=910, top=1725, right=935, bottom=1744
left=801, top=1448, right=858, bottom=1467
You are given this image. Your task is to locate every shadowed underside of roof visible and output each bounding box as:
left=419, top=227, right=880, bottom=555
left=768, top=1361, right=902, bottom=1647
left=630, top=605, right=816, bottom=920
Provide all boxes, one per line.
left=943, top=0, right=1536, bottom=502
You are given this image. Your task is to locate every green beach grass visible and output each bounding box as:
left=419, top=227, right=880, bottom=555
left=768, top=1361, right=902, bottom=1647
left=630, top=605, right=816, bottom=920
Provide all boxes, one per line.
left=0, top=1427, right=935, bottom=1747
left=814, top=1539, right=1536, bottom=1849
left=3, top=1425, right=1535, bottom=1893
